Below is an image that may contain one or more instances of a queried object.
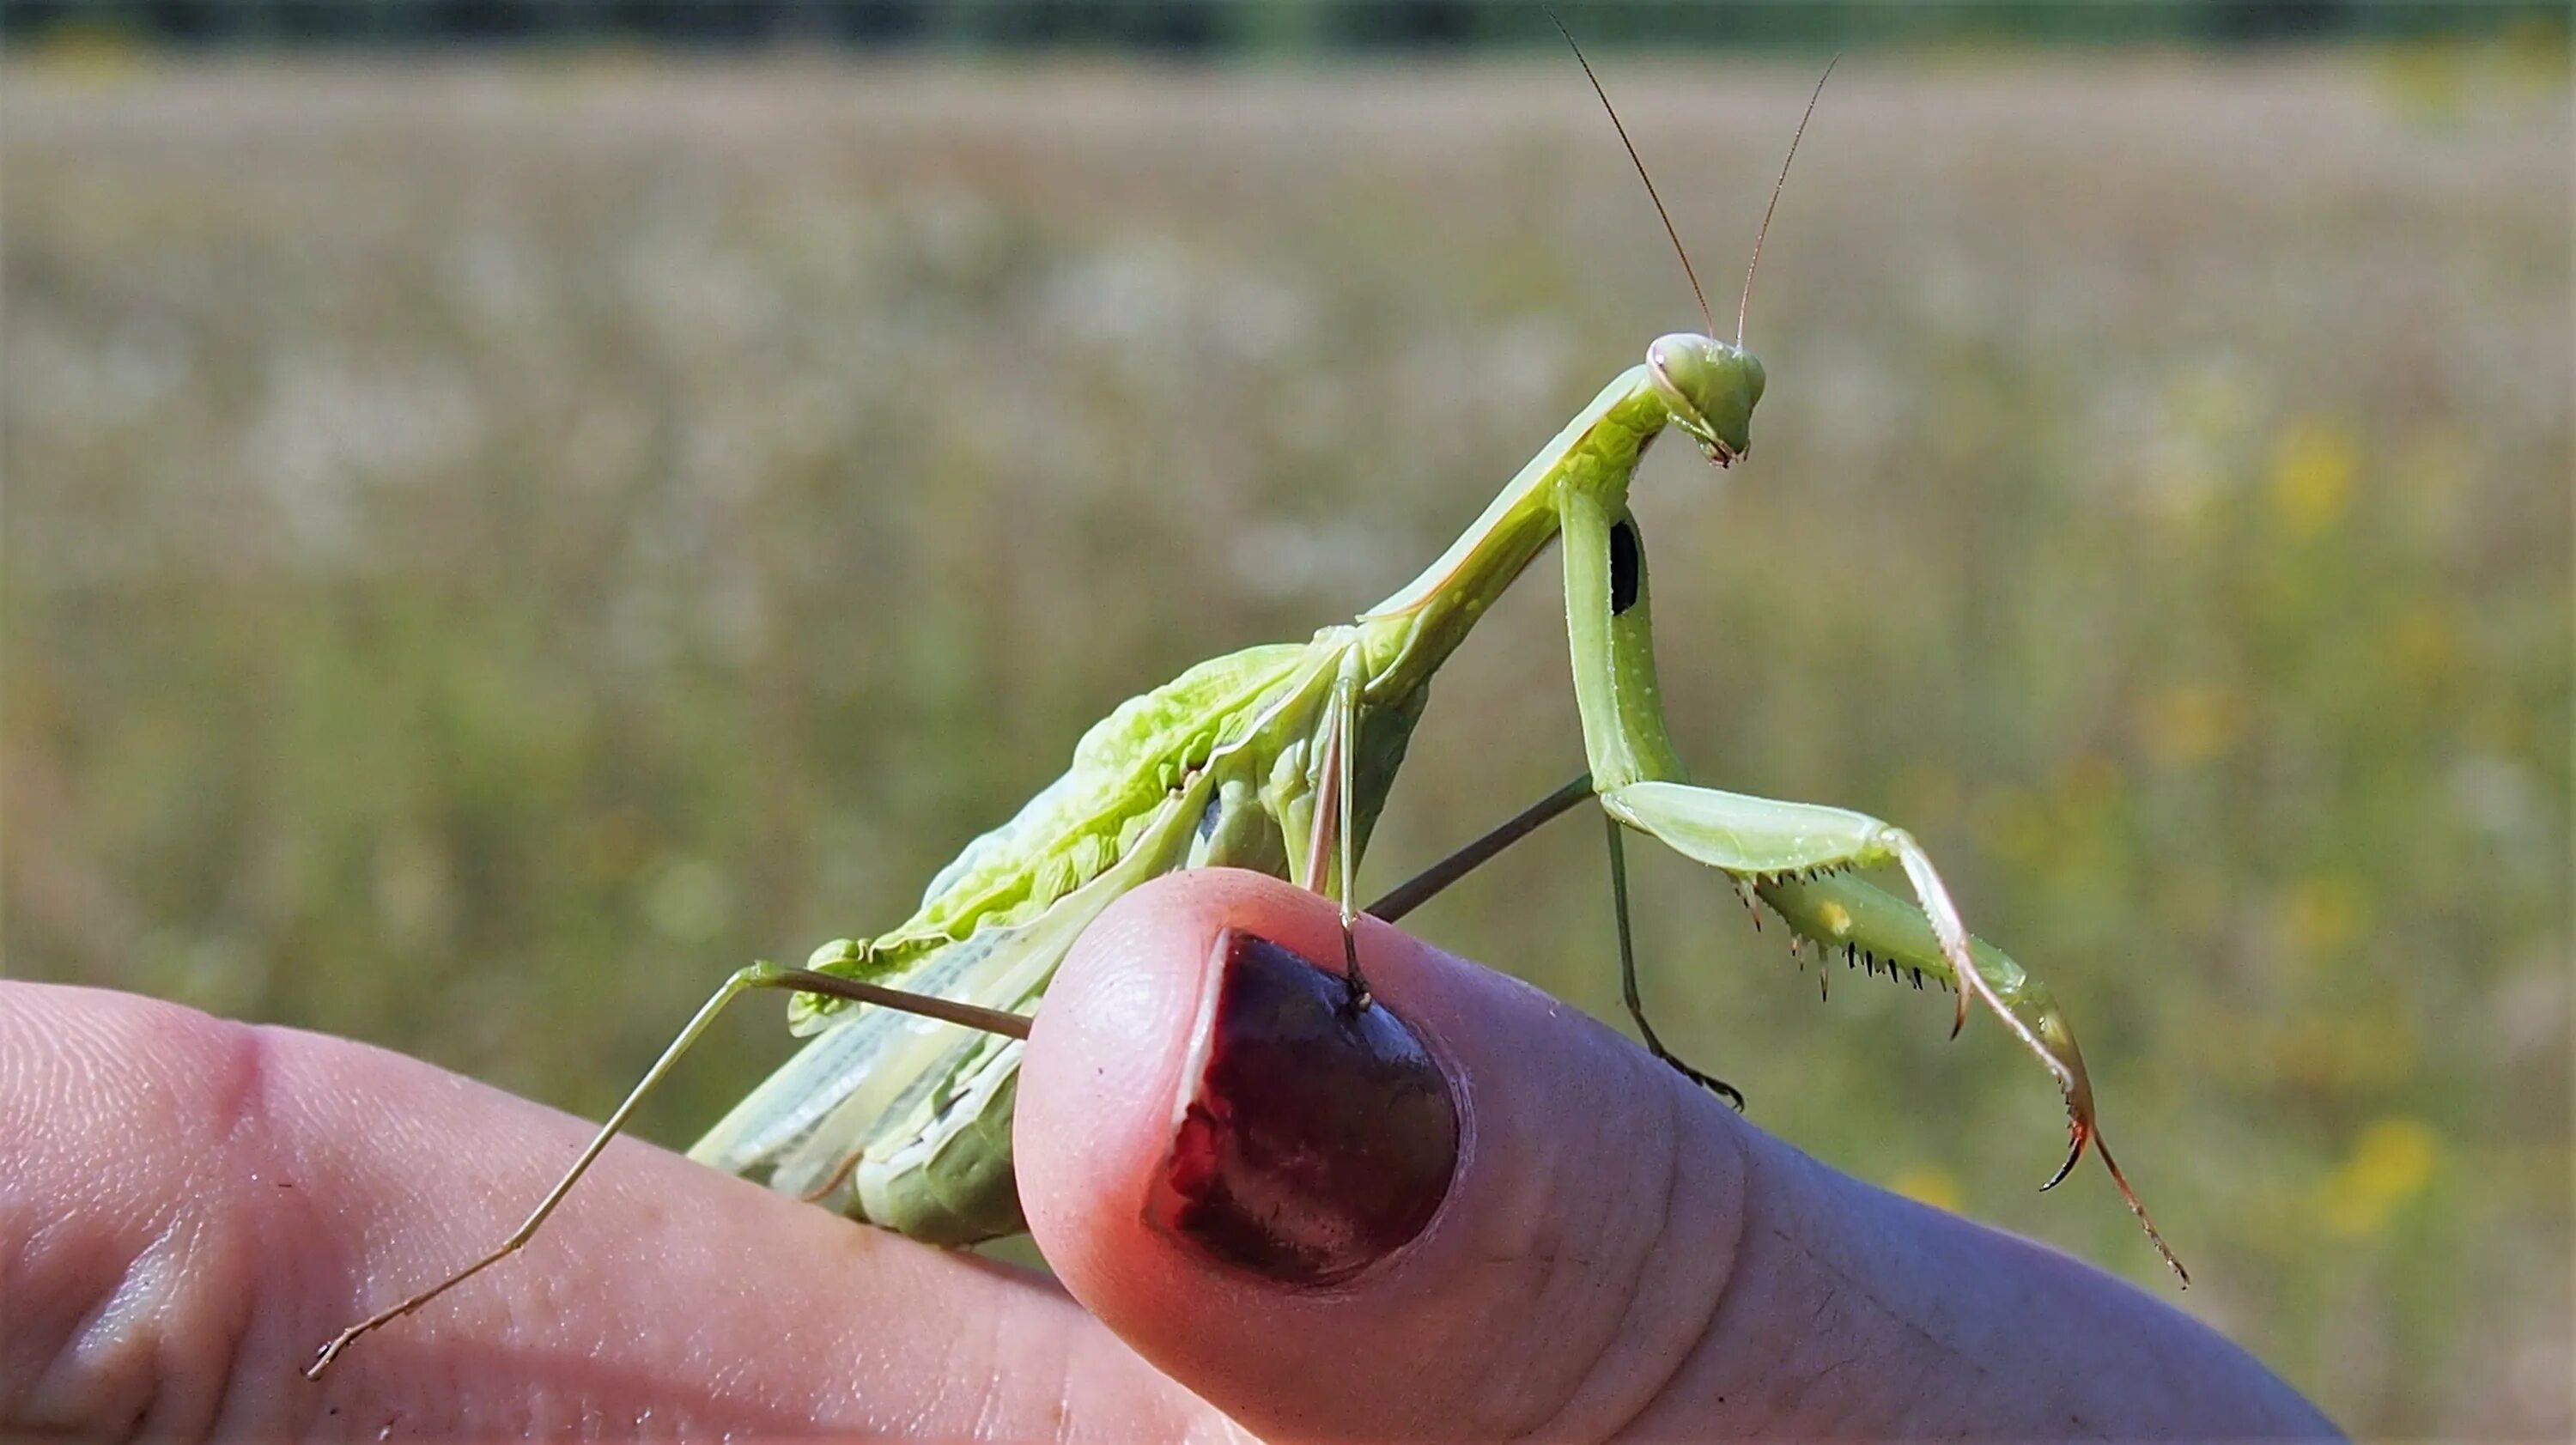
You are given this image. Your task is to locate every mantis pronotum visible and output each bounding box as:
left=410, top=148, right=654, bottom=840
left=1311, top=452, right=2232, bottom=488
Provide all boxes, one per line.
left=309, top=36, right=2183, bottom=1379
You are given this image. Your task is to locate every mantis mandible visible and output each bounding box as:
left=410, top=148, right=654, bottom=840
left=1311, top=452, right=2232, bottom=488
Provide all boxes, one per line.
left=309, top=39, right=2184, bottom=1379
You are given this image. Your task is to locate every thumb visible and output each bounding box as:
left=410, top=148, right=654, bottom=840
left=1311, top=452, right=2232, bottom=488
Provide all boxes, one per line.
left=1015, top=867, right=2340, bottom=1444
left=1019, top=865, right=1738, bottom=1442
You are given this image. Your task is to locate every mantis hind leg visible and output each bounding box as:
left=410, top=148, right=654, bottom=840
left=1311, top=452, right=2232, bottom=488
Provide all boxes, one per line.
left=1605, top=812, right=1743, bottom=1108
left=1357, top=771, right=1742, bottom=1107
left=305, top=962, right=1030, bottom=1378
left=1366, top=774, right=1595, bottom=924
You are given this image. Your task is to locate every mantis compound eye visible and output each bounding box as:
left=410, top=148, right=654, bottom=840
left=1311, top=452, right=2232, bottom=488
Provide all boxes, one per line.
left=1647, top=332, right=1763, bottom=467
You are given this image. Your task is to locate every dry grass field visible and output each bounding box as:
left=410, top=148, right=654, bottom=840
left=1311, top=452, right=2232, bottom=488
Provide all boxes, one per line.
left=5, top=48, right=2568, bottom=1436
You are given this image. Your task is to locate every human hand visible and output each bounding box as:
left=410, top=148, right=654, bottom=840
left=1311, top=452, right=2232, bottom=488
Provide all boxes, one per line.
left=3, top=868, right=2339, bottom=1439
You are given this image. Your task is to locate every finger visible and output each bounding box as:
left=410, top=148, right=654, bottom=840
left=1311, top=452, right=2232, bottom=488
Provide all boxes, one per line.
left=1016, top=868, right=2341, bottom=1442
left=0, top=981, right=1215, bottom=1440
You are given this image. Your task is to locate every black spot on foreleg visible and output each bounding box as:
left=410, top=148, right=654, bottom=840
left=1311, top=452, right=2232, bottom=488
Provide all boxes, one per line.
left=1608, top=519, right=1643, bottom=615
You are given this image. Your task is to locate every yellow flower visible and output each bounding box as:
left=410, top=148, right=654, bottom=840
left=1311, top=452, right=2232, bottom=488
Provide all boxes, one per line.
left=2282, top=874, right=2370, bottom=962
left=2056, top=753, right=2126, bottom=826
left=1891, top=1165, right=1965, bottom=1213
left=2318, top=1117, right=2441, bottom=1239
left=2270, top=417, right=2360, bottom=537
left=2140, top=683, right=2243, bottom=768
left=2383, top=603, right=2461, bottom=690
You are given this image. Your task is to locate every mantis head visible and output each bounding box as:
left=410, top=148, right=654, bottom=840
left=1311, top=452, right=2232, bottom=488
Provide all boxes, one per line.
left=1648, top=333, right=1764, bottom=466
left=1547, top=15, right=1810, bottom=473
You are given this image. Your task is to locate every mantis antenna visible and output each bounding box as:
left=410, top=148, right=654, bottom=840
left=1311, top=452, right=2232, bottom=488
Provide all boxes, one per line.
left=1546, top=8, right=1717, bottom=341
left=1738, top=56, right=1838, bottom=347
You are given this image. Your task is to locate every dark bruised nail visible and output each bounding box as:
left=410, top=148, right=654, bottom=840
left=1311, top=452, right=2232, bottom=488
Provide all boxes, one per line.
left=1147, top=929, right=1459, bottom=1284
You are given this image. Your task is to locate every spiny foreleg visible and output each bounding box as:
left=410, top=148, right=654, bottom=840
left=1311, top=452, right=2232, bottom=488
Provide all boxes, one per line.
left=1750, top=867, right=2185, bottom=1284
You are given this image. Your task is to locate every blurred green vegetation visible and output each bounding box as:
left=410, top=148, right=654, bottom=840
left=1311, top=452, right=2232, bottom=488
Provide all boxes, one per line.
left=3, top=45, right=2568, bottom=1436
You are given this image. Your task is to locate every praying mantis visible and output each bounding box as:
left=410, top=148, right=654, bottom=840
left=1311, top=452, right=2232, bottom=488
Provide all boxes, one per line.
left=308, top=39, right=2184, bottom=1380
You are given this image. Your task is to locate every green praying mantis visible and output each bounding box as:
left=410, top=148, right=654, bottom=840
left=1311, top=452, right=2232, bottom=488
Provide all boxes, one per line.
left=308, top=39, right=2184, bottom=1380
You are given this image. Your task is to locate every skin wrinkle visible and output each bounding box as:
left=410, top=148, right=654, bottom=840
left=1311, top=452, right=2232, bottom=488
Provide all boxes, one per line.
left=1801, top=1280, right=1836, bottom=1339
left=1741, top=1204, right=1936, bottom=1434
left=906, top=1262, right=1014, bottom=1441
left=1719, top=1140, right=2134, bottom=1445
left=1478, top=1196, right=1583, bottom=1436
left=1778, top=1219, right=1989, bottom=1376
left=220, top=1023, right=361, bottom=1437
left=142, top=1201, right=206, bottom=1430
left=1523, top=1061, right=1698, bottom=1444
left=153, top=1212, right=220, bottom=1439
left=968, top=1273, right=1029, bottom=1444
left=1593, top=1089, right=1753, bottom=1445
left=43, top=1215, right=188, bottom=1438
left=197, top=1024, right=283, bottom=1440
left=13, top=986, right=1219, bottom=1441
left=1795, top=1351, right=1864, bottom=1411
left=1038, top=1340, right=1081, bottom=1445
left=15, top=1092, right=118, bottom=1423
left=1066, top=1300, right=1194, bottom=1445
left=1687, top=1141, right=1799, bottom=1423
left=31, top=1011, right=289, bottom=1437
left=20, top=1220, right=118, bottom=1424
left=1450, top=1093, right=1589, bottom=1436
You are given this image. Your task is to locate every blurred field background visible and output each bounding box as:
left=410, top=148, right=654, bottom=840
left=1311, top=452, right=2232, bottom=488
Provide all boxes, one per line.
left=4, top=12, right=2570, bottom=1436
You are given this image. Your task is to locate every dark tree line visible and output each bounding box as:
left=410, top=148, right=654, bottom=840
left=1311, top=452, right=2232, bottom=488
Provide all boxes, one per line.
left=3, top=0, right=2564, bottom=52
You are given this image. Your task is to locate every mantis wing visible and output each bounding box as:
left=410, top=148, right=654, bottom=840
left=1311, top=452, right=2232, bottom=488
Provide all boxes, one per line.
left=688, top=639, right=1332, bottom=1241
left=688, top=773, right=1215, bottom=1240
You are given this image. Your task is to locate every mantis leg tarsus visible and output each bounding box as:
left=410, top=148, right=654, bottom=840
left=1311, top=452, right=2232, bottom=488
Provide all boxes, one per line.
left=1647, top=1039, right=1744, bottom=1110
left=1335, top=923, right=1371, bottom=1017
left=1641, top=1026, right=1744, bottom=1108
left=2087, top=1126, right=2190, bottom=1285
left=1605, top=814, right=1743, bottom=1109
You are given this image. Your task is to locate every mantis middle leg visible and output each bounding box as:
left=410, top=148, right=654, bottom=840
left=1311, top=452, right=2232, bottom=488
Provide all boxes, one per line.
left=1291, top=653, right=1375, bottom=1011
